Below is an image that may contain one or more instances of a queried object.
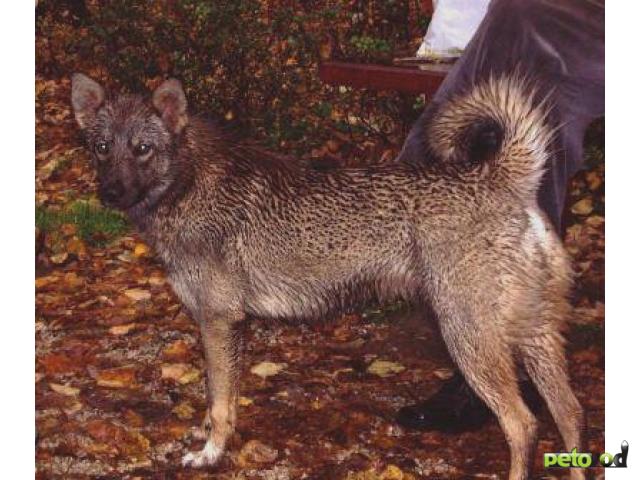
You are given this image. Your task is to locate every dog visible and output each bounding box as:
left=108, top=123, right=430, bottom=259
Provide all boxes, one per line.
left=71, top=73, right=584, bottom=479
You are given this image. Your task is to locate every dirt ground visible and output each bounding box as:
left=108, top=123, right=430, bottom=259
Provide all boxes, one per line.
left=35, top=77, right=605, bottom=479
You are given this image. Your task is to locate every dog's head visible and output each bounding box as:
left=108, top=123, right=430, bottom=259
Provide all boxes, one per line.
left=71, top=74, right=188, bottom=212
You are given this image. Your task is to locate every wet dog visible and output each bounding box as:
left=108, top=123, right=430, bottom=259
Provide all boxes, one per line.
left=72, top=73, right=584, bottom=479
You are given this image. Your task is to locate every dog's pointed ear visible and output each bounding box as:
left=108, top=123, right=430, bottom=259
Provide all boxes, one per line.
left=152, top=79, right=188, bottom=134
left=71, top=73, right=105, bottom=129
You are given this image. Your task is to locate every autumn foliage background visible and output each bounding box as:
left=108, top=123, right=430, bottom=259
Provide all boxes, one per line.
left=37, top=0, right=432, bottom=157
left=35, top=1, right=604, bottom=479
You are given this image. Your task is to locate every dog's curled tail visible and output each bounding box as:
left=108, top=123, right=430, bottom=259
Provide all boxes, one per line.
left=427, top=74, right=554, bottom=203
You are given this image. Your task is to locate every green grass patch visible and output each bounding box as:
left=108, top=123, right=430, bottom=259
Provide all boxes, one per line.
left=36, top=200, right=129, bottom=245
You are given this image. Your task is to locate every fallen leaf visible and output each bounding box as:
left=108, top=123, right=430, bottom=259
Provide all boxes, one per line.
left=49, top=382, right=80, bottom=396
left=133, top=243, right=150, bottom=258
left=433, top=368, right=455, bottom=380
left=585, top=215, right=604, bottom=229
left=161, top=363, right=201, bottom=384
left=40, top=353, right=76, bottom=374
left=172, top=401, right=195, bottom=419
left=62, top=272, right=84, bottom=290
left=148, top=272, right=166, bottom=286
left=571, top=198, right=594, bottom=216
left=167, top=422, right=190, bottom=439
left=109, top=323, right=137, bottom=335
left=86, top=419, right=150, bottom=457
left=367, top=360, right=405, bottom=378
left=326, top=139, right=340, bottom=153
left=50, top=252, right=69, bottom=265
left=585, top=171, right=602, bottom=191
left=124, top=288, right=152, bottom=302
left=118, top=252, right=134, bottom=263
left=63, top=400, right=83, bottom=416
left=66, top=236, right=88, bottom=259
left=177, top=369, right=201, bottom=385
left=95, top=366, right=138, bottom=388
left=38, top=155, right=67, bottom=180
left=236, top=439, right=278, bottom=467
left=35, top=275, right=57, bottom=289
left=60, top=223, right=77, bottom=236
left=238, top=396, right=254, bottom=407
left=346, top=465, right=416, bottom=480
left=381, top=465, right=411, bottom=480
left=124, top=409, right=145, bottom=428
left=330, top=367, right=354, bottom=378
left=250, top=361, right=287, bottom=379
left=162, top=339, right=190, bottom=361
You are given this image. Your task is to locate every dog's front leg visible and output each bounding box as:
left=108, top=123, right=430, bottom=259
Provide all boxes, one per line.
left=182, top=312, right=243, bottom=468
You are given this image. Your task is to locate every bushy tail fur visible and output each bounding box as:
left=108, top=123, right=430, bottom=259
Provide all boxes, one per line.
left=427, top=74, right=554, bottom=203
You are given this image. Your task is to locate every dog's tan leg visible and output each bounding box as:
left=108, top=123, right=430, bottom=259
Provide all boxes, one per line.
left=435, top=303, right=537, bottom=480
left=522, top=333, right=585, bottom=480
left=182, top=315, right=242, bottom=468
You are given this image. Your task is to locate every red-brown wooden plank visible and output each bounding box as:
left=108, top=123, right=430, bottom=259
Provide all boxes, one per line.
left=318, top=61, right=449, bottom=95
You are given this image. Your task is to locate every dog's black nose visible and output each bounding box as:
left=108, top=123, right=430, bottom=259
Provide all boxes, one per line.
left=101, top=182, right=124, bottom=203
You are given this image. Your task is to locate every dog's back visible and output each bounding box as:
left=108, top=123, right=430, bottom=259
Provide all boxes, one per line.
left=150, top=76, right=562, bottom=325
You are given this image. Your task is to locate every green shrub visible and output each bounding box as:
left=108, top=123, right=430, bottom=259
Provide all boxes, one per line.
left=36, top=0, right=426, bottom=155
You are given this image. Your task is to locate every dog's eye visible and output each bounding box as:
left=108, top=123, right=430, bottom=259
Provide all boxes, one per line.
left=95, top=141, right=110, bottom=155
left=134, top=143, right=152, bottom=156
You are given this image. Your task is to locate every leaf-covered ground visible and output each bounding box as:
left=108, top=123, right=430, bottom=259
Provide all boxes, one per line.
left=35, top=77, right=604, bottom=479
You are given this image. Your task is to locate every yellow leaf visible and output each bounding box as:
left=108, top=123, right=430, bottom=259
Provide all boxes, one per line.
left=585, top=171, right=602, bottom=191
left=95, top=366, right=137, bottom=388
left=236, top=439, right=278, bottom=467
left=571, top=198, right=594, bottom=216
left=109, top=323, right=137, bottom=336
left=161, top=363, right=201, bottom=384
left=162, top=339, right=190, bottom=360
left=172, top=401, right=195, bottom=419
left=124, top=288, right=152, bottom=302
left=148, top=272, right=166, bottom=286
left=381, top=465, right=414, bottom=480
left=35, top=275, right=57, bottom=289
left=367, top=360, right=405, bottom=378
left=133, top=243, right=150, bottom=258
left=50, top=252, right=69, bottom=265
left=49, top=382, right=80, bottom=396
left=63, top=400, right=83, bottom=416
left=250, top=361, right=287, bottom=379
left=178, top=369, right=201, bottom=385
left=585, top=215, right=604, bottom=228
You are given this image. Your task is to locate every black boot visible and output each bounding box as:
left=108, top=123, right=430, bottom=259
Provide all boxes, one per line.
left=396, top=372, right=543, bottom=433
left=396, top=373, right=492, bottom=433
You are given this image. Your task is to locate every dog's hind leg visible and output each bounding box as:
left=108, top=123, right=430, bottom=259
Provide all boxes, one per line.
left=433, top=300, right=537, bottom=480
left=521, top=332, right=585, bottom=480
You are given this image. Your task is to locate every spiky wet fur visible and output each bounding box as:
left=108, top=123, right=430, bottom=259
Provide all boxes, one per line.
left=72, top=74, right=584, bottom=480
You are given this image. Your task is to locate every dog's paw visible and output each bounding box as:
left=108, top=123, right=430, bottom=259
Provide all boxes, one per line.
left=181, top=440, right=222, bottom=468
